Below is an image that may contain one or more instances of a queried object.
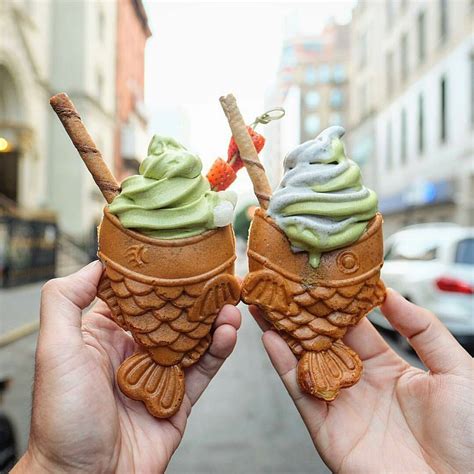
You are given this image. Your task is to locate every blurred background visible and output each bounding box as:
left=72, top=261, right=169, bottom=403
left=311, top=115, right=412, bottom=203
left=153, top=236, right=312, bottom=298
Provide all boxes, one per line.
left=0, top=0, right=472, bottom=472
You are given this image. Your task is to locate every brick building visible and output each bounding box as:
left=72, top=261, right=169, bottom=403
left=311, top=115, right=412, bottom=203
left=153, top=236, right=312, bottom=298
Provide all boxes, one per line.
left=264, top=22, right=351, bottom=188
left=115, top=0, right=151, bottom=179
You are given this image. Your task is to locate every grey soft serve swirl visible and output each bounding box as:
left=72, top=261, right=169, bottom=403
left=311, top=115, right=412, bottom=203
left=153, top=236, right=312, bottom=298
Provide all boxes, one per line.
left=268, top=126, right=378, bottom=268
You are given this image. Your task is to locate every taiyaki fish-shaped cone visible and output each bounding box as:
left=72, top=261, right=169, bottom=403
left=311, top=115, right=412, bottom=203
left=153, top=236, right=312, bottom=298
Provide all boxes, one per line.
left=97, top=208, right=241, bottom=417
left=242, top=209, right=386, bottom=401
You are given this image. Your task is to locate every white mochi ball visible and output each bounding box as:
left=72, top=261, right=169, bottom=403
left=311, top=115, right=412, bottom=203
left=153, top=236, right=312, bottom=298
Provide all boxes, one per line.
left=213, top=200, right=235, bottom=227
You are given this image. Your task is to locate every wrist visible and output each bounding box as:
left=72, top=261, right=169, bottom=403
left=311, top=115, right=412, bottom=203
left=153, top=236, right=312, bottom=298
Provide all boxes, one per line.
left=12, top=445, right=63, bottom=474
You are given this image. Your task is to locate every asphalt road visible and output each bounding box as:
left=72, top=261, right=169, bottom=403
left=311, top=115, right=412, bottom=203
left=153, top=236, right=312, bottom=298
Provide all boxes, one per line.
left=0, top=245, right=425, bottom=473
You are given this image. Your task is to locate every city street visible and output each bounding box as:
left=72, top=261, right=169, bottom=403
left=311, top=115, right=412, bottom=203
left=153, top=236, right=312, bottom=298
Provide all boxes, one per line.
left=1, top=241, right=422, bottom=473
left=1, top=0, right=472, bottom=471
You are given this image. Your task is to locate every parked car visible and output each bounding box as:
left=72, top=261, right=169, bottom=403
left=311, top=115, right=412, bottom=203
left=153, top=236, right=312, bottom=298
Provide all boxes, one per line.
left=369, top=223, right=474, bottom=346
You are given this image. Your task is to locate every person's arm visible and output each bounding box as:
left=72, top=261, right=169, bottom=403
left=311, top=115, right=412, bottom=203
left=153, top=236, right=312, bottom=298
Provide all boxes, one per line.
left=251, top=289, right=473, bottom=473
left=12, top=261, right=241, bottom=473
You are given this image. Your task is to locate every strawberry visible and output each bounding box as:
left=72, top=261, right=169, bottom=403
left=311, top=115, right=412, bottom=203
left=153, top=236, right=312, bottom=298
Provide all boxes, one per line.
left=227, top=126, right=265, bottom=172
left=207, top=158, right=237, bottom=191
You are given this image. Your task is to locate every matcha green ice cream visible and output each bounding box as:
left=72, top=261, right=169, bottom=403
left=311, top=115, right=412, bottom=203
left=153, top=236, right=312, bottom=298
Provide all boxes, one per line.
left=268, top=126, right=378, bottom=268
left=109, top=135, right=236, bottom=239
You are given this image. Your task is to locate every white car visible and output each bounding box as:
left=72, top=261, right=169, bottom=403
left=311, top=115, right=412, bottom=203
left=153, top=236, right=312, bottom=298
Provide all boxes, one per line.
left=369, top=223, right=474, bottom=345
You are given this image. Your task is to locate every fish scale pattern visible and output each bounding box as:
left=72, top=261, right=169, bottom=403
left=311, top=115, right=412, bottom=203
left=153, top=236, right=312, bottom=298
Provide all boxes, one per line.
left=242, top=269, right=386, bottom=353
left=99, top=266, right=240, bottom=367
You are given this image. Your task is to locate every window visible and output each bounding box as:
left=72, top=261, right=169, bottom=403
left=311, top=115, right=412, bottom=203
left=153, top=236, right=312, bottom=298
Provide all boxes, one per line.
left=359, top=32, right=367, bottom=69
left=386, top=120, right=393, bottom=169
left=418, top=93, right=424, bottom=154
left=401, top=108, right=407, bottom=164
left=304, top=66, right=317, bottom=85
left=282, top=45, right=297, bottom=68
left=303, top=40, right=322, bottom=54
left=417, top=11, right=426, bottom=64
left=330, top=89, right=344, bottom=108
left=305, top=91, right=320, bottom=109
left=471, top=53, right=474, bottom=127
left=440, top=75, right=447, bottom=143
left=455, top=238, right=474, bottom=265
left=401, top=33, right=408, bottom=82
left=304, top=114, right=320, bottom=135
left=333, top=64, right=346, bottom=83
left=386, top=51, right=394, bottom=97
left=440, top=0, right=448, bottom=40
left=317, top=64, right=331, bottom=83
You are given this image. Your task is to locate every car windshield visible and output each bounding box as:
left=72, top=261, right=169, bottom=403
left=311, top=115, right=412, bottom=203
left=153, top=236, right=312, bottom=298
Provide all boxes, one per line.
left=455, top=238, right=474, bottom=265
left=385, top=236, right=438, bottom=261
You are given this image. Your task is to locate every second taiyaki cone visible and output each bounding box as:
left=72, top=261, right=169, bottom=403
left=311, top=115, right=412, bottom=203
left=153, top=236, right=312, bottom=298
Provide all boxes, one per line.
left=242, top=127, right=386, bottom=401
left=97, top=136, right=240, bottom=418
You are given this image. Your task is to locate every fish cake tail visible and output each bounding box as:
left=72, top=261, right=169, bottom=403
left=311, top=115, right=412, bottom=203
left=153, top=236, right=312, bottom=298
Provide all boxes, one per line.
left=297, top=340, right=362, bottom=401
left=117, top=352, right=185, bottom=418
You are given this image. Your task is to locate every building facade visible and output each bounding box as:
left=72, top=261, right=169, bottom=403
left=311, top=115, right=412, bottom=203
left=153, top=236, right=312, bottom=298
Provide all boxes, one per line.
left=47, top=0, right=118, bottom=239
left=349, top=0, right=474, bottom=235
left=115, top=0, right=151, bottom=180
left=0, top=0, right=150, bottom=243
left=264, top=23, right=351, bottom=188
left=0, top=0, right=52, bottom=211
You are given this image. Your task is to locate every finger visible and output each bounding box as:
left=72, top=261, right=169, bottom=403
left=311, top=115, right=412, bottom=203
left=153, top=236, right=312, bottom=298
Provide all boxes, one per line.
left=185, top=322, right=238, bottom=405
left=248, top=305, right=272, bottom=332
left=89, top=298, right=114, bottom=319
left=343, top=317, right=394, bottom=363
left=39, top=261, right=103, bottom=345
left=261, top=331, right=327, bottom=432
left=381, top=289, right=470, bottom=373
left=214, top=304, right=241, bottom=330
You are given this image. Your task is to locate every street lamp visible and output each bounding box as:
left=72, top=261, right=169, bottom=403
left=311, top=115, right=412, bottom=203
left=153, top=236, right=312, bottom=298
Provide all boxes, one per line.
left=0, top=137, right=11, bottom=152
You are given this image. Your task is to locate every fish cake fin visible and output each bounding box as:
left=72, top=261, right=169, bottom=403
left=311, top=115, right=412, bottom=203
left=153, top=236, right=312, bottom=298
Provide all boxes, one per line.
left=188, top=274, right=240, bottom=323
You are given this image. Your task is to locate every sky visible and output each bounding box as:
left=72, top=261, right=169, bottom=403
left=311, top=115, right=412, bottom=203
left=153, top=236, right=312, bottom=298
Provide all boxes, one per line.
left=143, top=1, right=353, bottom=195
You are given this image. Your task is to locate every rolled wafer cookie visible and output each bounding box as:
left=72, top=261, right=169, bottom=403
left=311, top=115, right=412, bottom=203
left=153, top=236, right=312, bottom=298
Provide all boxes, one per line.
left=50, top=93, right=120, bottom=203
left=219, top=94, right=272, bottom=209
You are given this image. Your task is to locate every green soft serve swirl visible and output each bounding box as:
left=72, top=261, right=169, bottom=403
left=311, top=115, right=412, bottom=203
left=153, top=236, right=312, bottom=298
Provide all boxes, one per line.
left=109, top=135, right=236, bottom=239
left=268, top=126, right=378, bottom=268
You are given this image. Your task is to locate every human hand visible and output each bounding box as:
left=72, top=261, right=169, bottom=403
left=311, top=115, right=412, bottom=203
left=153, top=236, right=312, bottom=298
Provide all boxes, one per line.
left=251, top=289, right=473, bottom=473
left=13, top=261, right=241, bottom=473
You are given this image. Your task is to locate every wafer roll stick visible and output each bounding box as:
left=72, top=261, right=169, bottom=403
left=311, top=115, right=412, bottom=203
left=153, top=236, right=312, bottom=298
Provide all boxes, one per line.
left=220, top=94, right=272, bottom=209
left=50, top=93, right=120, bottom=203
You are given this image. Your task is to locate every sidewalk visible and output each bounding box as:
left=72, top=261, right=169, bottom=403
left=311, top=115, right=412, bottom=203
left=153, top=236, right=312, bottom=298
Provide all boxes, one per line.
left=0, top=281, right=43, bottom=454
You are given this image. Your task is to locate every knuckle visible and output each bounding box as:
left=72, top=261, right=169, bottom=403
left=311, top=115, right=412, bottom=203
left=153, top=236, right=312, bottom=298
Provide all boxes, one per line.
left=41, top=277, right=65, bottom=297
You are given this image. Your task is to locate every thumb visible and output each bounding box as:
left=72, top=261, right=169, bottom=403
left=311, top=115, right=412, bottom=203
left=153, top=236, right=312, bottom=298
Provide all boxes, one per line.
left=39, top=261, right=104, bottom=347
left=261, top=331, right=328, bottom=435
left=381, top=289, right=470, bottom=374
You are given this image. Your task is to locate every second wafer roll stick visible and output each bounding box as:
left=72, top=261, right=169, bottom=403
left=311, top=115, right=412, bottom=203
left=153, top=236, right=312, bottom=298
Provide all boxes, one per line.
left=219, top=94, right=272, bottom=209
